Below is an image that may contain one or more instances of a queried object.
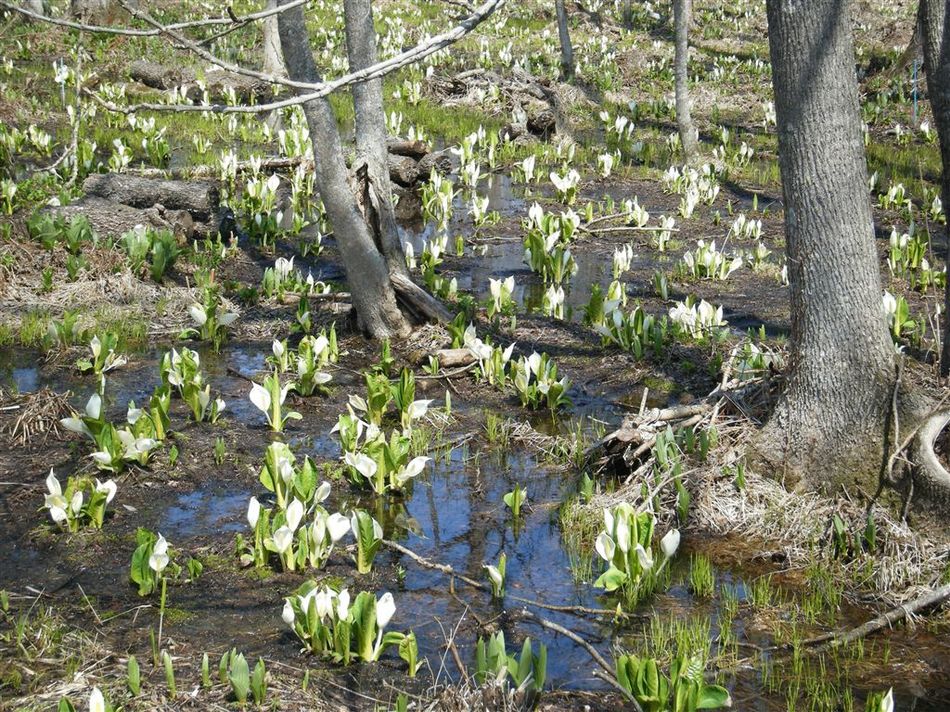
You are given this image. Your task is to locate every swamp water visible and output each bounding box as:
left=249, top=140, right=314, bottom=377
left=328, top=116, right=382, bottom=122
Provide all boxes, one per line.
left=2, top=343, right=949, bottom=710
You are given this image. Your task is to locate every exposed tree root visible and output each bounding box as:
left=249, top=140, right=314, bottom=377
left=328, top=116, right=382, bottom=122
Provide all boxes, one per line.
left=908, top=410, right=950, bottom=515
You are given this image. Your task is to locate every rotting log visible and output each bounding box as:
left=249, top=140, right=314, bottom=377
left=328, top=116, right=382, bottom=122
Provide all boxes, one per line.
left=124, top=145, right=446, bottom=186
left=388, top=154, right=420, bottom=187
left=83, top=174, right=219, bottom=221
left=417, top=148, right=456, bottom=178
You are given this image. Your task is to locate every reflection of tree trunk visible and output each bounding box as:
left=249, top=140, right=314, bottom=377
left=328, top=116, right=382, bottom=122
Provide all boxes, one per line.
left=277, top=0, right=409, bottom=339
left=343, top=0, right=408, bottom=277
left=673, top=0, right=698, bottom=163
left=919, top=0, right=950, bottom=375
left=754, top=0, right=898, bottom=491
left=555, top=0, right=575, bottom=82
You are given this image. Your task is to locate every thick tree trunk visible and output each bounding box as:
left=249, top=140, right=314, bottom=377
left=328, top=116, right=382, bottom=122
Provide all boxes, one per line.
left=277, top=0, right=409, bottom=339
left=555, top=0, right=575, bottom=82
left=754, top=0, right=898, bottom=491
left=673, top=0, right=698, bottom=163
left=343, top=0, right=407, bottom=277
left=919, top=0, right=950, bottom=376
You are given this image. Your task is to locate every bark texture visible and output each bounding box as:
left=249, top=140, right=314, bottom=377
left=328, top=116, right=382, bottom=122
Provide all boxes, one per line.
left=673, top=0, right=698, bottom=163
left=755, top=0, right=897, bottom=490
left=278, top=0, right=409, bottom=339
left=555, top=0, right=575, bottom=82
left=261, top=0, right=285, bottom=77
left=918, top=0, right=950, bottom=375
left=343, top=0, right=407, bottom=277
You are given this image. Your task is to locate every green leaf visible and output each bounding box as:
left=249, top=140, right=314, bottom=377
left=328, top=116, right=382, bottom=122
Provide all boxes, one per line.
left=594, top=566, right=628, bottom=592
left=696, top=684, right=732, bottom=709
left=515, top=637, right=533, bottom=685
left=474, top=637, right=487, bottom=684
left=228, top=653, right=250, bottom=704
left=533, top=642, right=547, bottom=691
left=251, top=658, right=267, bottom=704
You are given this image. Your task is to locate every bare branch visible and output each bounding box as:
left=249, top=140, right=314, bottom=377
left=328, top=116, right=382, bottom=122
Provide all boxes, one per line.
left=82, top=0, right=506, bottom=115
left=0, top=0, right=310, bottom=35
left=116, top=0, right=317, bottom=91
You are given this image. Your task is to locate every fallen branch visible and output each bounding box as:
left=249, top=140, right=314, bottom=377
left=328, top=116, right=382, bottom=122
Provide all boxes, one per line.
left=767, top=582, right=950, bottom=653
left=381, top=539, right=626, bottom=619
left=519, top=609, right=640, bottom=710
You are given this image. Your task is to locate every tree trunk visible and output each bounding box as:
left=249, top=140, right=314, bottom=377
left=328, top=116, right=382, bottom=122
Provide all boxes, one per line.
left=262, top=0, right=285, bottom=77
left=919, top=0, right=950, bottom=376
left=277, top=0, right=409, bottom=339
left=262, top=0, right=285, bottom=132
left=673, top=0, right=698, bottom=163
left=555, top=0, right=575, bottom=82
left=21, top=0, right=45, bottom=18
left=343, top=0, right=408, bottom=277
left=622, top=0, right=634, bottom=29
left=754, top=0, right=898, bottom=491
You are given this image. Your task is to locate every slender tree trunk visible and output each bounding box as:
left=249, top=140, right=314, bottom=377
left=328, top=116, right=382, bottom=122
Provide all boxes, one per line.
left=262, top=0, right=285, bottom=77
left=343, top=0, right=408, bottom=277
left=555, top=0, right=575, bottom=82
left=673, top=0, right=698, bottom=163
left=755, top=0, right=897, bottom=490
left=261, top=0, right=285, bottom=133
left=277, top=0, right=409, bottom=339
left=622, top=0, right=634, bottom=29
left=919, top=0, right=950, bottom=376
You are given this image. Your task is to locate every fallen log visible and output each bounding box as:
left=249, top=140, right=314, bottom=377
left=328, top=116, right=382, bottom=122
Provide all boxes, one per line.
left=50, top=196, right=195, bottom=239
left=431, top=348, right=477, bottom=368
left=388, top=154, right=420, bottom=187
left=417, top=148, right=456, bottom=178
left=390, top=270, right=452, bottom=324
left=83, top=173, right=219, bottom=221
left=129, top=59, right=196, bottom=90
left=128, top=60, right=272, bottom=103
left=386, top=138, right=430, bottom=158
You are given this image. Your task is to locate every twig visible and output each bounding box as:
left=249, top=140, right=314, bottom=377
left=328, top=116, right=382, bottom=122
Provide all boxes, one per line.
left=446, top=637, right=468, bottom=679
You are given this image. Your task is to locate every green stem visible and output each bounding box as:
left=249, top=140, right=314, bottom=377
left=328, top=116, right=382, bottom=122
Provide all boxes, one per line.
left=157, top=576, right=167, bottom=653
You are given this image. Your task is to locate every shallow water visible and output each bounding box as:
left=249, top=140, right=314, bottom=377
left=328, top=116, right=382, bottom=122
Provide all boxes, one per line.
left=0, top=304, right=946, bottom=708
